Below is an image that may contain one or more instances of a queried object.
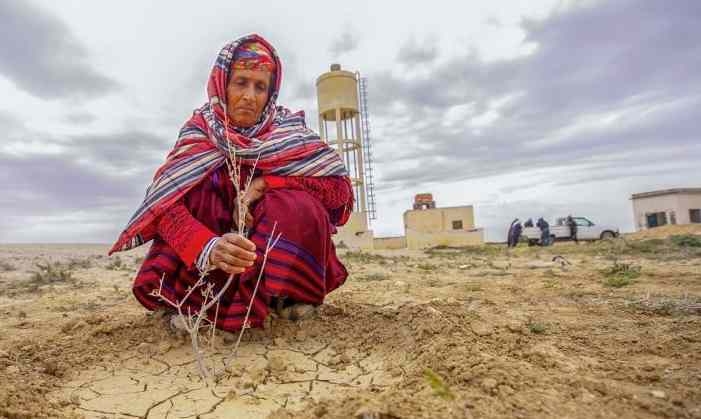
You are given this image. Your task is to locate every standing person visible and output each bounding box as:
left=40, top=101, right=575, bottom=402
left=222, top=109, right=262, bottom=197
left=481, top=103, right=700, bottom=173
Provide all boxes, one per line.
left=536, top=217, right=550, bottom=246
left=110, top=34, right=354, bottom=331
left=566, top=215, right=578, bottom=244
left=507, top=218, right=519, bottom=247
left=510, top=222, right=523, bottom=248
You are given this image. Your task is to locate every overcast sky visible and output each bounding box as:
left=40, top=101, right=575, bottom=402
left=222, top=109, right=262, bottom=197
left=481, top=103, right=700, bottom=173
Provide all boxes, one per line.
left=1, top=0, right=699, bottom=243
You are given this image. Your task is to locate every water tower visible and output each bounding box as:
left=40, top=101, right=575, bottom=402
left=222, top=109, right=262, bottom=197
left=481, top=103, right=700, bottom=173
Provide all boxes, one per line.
left=316, top=64, right=376, bottom=249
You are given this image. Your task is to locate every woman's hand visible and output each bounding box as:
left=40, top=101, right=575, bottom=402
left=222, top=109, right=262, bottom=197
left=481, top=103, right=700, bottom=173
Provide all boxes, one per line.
left=234, top=177, right=267, bottom=229
left=209, top=233, right=257, bottom=275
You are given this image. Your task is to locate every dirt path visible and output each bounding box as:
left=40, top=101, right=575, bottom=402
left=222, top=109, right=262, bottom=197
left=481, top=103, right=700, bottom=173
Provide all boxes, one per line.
left=1, top=238, right=700, bottom=418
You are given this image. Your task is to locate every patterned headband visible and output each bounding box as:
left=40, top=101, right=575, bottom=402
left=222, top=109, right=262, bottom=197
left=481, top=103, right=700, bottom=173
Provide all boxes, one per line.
left=231, top=41, right=276, bottom=73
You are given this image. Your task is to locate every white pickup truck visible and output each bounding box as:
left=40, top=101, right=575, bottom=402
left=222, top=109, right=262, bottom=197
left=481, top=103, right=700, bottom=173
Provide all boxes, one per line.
left=522, top=217, right=619, bottom=245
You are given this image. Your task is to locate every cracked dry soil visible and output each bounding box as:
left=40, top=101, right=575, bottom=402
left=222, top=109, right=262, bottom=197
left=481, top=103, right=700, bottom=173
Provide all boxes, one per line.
left=1, top=236, right=701, bottom=418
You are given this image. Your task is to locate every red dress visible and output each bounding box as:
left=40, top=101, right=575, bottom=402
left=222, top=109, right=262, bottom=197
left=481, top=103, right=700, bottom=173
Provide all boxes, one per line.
left=132, top=166, right=353, bottom=331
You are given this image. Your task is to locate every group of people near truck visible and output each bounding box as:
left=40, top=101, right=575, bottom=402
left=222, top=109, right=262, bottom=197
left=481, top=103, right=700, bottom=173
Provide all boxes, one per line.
left=506, top=215, right=579, bottom=247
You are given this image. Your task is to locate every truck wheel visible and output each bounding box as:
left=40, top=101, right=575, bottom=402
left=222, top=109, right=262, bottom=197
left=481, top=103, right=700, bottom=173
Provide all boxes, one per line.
left=600, top=231, right=615, bottom=240
left=528, top=240, right=538, bottom=247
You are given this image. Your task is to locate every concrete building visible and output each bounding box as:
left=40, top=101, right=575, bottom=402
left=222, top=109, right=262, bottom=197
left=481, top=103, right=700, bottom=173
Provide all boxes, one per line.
left=631, top=188, right=701, bottom=230
left=373, top=194, right=485, bottom=250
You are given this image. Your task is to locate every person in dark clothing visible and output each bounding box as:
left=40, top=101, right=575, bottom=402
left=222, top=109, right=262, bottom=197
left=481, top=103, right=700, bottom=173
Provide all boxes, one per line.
left=524, top=218, right=534, bottom=228
left=506, top=218, right=519, bottom=247
left=536, top=217, right=550, bottom=246
left=566, top=215, right=578, bottom=244
left=510, top=222, right=523, bottom=248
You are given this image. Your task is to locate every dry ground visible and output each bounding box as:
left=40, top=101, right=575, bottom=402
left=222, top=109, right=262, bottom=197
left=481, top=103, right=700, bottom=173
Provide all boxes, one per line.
left=1, top=227, right=700, bottom=418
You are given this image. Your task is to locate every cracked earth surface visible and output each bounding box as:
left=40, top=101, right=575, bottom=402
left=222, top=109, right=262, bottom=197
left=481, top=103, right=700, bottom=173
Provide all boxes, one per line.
left=62, top=328, right=399, bottom=418
left=1, top=235, right=701, bottom=418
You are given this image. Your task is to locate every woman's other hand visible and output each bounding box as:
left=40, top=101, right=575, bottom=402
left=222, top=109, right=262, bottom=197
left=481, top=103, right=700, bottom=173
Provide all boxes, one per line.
left=234, top=177, right=267, bottom=228
left=209, top=233, right=257, bottom=274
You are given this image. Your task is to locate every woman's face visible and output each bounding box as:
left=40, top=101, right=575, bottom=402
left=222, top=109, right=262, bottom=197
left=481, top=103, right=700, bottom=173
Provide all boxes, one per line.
left=226, top=69, right=272, bottom=128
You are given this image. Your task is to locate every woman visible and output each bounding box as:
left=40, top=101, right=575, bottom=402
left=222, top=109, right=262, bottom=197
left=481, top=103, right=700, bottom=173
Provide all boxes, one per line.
left=110, top=34, right=353, bottom=331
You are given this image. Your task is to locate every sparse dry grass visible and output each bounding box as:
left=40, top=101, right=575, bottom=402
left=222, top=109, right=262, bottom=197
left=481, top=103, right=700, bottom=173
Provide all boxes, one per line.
left=0, top=260, right=16, bottom=272
left=601, top=261, right=641, bottom=288
left=356, top=272, right=390, bottom=282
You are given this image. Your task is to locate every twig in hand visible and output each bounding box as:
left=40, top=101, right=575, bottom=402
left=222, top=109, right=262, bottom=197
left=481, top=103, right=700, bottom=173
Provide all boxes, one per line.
left=229, top=222, right=282, bottom=363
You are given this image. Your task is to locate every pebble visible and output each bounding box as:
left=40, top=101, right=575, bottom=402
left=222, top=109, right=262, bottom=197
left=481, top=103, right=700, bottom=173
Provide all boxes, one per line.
left=498, top=384, right=515, bottom=396
left=481, top=377, right=498, bottom=391
left=71, top=320, right=88, bottom=331
left=157, top=342, right=172, bottom=354
left=136, top=342, right=154, bottom=355
left=507, top=322, right=523, bottom=333
left=267, top=356, right=286, bottom=372
left=650, top=390, right=667, bottom=399
left=6, top=365, right=20, bottom=374
left=0, top=349, right=9, bottom=358
left=471, top=321, right=494, bottom=337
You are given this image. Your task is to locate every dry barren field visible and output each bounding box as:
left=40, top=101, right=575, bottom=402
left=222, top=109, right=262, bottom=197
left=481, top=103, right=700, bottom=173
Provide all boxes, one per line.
left=1, top=225, right=700, bottom=419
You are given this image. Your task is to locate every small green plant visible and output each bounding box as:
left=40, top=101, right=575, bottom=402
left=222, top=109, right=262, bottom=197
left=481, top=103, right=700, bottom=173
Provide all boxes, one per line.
left=601, top=261, right=641, bottom=287
left=528, top=322, right=546, bottom=334
left=542, top=279, right=559, bottom=288
left=603, top=275, right=635, bottom=288
left=670, top=235, right=701, bottom=248
left=423, top=368, right=455, bottom=400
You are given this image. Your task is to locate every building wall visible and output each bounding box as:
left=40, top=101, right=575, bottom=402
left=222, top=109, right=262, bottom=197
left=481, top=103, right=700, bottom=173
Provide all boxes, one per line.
left=632, top=193, right=701, bottom=229
left=676, top=193, right=701, bottom=224
left=403, top=206, right=475, bottom=233
left=333, top=212, right=374, bottom=250
left=373, top=236, right=406, bottom=250
left=403, top=206, right=482, bottom=249
left=405, top=228, right=484, bottom=249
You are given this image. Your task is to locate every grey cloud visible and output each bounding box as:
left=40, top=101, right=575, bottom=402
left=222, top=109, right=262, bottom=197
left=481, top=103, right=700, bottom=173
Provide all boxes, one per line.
left=0, top=152, right=145, bottom=217
left=0, top=110, right=24, bottom=135
left=367, top=0, right=701, bottom=192
left=0, top=0, right=119, bottom=100
left=397, top=37, right=438, bottom=65
left=0, top=123, right=177, bottom=242
left=0, top=125, right=171, bottom=217
left=65, top=131, right=172, bottom=171
left=63, top=112, right=97, bottom=124
left=329, top=31, right=358, bottom=56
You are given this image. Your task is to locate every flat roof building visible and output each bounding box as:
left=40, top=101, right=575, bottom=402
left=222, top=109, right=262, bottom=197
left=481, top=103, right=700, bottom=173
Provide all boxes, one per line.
left=631, top=188, right=701, bottom=230
left=372, top=193, right=484, bottom=250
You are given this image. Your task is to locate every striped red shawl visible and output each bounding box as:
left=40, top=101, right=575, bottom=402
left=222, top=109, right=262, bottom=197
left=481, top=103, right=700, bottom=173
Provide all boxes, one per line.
left=110, top=34, right=347, bottom=254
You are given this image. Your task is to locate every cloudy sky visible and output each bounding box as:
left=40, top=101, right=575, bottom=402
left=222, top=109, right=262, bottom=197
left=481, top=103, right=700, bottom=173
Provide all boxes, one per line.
left=1, top=0, right=699, bottom=243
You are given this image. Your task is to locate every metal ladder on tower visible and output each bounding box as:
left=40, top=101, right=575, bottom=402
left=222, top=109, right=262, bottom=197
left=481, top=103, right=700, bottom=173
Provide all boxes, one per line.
left=358, top=76, right=377, bottom=221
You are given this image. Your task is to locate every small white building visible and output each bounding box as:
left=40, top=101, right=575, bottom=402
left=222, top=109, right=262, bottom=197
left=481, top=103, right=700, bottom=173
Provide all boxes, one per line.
left=631, top=188, right=701, bottom=230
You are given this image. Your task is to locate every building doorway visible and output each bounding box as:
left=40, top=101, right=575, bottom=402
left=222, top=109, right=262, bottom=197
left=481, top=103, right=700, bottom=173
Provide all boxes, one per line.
left=646, top=212, right=668, bottom=228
